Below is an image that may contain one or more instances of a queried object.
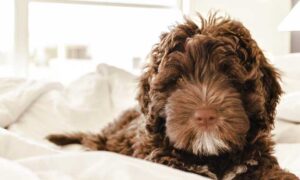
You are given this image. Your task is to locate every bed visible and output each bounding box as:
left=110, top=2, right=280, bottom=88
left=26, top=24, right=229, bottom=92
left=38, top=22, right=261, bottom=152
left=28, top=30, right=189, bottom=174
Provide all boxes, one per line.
left=0, top=58, right=299, bottom=179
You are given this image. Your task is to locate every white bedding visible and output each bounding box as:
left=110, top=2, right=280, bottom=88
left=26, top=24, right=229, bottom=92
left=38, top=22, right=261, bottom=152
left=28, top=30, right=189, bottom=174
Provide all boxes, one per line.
left=1, top=64, right=137, bottom=143
left=0, top=64, right=299, bottom=179
left=0, top=128, right=209, bottom=180
left=0, top=128, right=208, bottom=180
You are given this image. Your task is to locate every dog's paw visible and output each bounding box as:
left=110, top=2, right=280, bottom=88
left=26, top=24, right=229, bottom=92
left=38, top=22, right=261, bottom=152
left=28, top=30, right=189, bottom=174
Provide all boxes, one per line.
left=46, top=134, right=80, bottom=146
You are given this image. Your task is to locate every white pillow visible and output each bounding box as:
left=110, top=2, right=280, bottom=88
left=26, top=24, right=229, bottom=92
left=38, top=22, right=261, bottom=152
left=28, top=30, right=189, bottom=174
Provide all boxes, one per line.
left=271, top=53, right=300, bottom=80
left=271, top=53, right=300, bottom=93
left=277, top=92, right=300, bottom=123
left=280, top=77, right=300, bottom=93
left=7, top=64, right=138, bottom=143
left=273, top=119, right=300, bottom=143
left=8, top=72, right=115, bottom=143
left=97, top=64, right=138, bottom=115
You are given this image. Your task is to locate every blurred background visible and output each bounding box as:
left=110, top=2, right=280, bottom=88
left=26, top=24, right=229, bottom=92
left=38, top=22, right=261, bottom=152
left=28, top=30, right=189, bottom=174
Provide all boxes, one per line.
left=0, top=0, right=299, bottom=84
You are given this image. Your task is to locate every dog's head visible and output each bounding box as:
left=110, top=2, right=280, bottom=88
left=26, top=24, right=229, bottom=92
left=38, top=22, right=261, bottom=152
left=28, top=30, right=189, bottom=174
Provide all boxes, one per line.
left=137, top=14, right=282, bottom=156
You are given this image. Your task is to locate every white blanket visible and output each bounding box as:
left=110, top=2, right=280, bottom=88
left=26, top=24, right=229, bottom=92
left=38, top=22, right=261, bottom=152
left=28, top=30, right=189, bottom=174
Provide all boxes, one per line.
left=0, top=64, right=299, bottom=179
left=0, top=128, right=209, bottom=180
left=0, top=79, right=63, bottom=128
left=1, top=64, right=137, bottom=143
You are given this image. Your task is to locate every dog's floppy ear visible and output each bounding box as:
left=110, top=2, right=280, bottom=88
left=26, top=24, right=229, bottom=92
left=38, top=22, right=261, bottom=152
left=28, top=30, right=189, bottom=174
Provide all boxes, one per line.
left=137, top=19, right=198, bottom=116
left=136, top=36, right=165, bottom=116
left=136, top=34, right=178, bottom=134
left=222, top=20, right=282, bottom=130
left=259, top=58, right=282, bottom=128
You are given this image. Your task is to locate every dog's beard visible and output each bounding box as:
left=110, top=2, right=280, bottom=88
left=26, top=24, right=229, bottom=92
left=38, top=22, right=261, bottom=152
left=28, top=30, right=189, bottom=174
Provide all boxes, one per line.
left=192, top=131, right=229, bottom=155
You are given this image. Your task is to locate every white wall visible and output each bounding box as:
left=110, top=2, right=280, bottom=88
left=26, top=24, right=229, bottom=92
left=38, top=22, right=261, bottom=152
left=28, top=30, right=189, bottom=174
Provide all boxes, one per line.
left=0, top=0, right=14, bottom=63
left=183, top=0, right=291, bottom=55
left=291, top=0, right=300, bottom=52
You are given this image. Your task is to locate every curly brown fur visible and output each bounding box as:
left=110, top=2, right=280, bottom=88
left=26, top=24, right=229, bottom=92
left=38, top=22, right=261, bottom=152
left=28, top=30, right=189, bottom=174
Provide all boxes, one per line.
left=47, top=14, right=298, bottom=180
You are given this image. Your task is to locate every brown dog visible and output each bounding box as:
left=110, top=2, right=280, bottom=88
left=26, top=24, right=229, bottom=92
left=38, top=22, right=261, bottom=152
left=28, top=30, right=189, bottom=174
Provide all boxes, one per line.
left=47, top=14, right=298, bottom=180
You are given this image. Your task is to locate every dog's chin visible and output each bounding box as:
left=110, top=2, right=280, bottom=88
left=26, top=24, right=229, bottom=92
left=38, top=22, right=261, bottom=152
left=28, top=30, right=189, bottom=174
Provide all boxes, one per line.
left=167, top=128, right=230, bottom=156
left=192, top=131, right=230, bottom=156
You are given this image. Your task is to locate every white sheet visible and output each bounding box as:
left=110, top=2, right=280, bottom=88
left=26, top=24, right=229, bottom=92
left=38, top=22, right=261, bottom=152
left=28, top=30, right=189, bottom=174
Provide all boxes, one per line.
left=17, top=152, right=210, bottom=180
left=0, top=128, right=209, bottom=180
left=275, top=144, right=300, bottom=176
left=0, top=157, right=39, bottom=180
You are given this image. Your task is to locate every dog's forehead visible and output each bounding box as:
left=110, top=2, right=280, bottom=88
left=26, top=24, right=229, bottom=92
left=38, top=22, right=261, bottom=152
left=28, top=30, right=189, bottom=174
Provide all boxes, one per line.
left=153, top=18, right=264, bottom=89
left=187, top=34, right=237, bottom=59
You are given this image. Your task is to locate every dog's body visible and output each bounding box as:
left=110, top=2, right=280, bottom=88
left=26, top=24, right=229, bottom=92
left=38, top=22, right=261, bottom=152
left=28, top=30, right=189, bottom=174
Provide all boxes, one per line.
left=48, top=14, right=298, bottom=179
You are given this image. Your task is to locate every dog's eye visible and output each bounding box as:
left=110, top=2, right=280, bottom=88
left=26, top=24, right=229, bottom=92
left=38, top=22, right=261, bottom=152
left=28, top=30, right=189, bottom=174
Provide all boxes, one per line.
left=219, top=63, right=230, bottom=72
left=237, top=48, right=248, bottom=62
left=245, top=61, right=251, bottom=67
left=177, top=77, right=183, bottom=83
left=243, top=80, right=255, bottom=92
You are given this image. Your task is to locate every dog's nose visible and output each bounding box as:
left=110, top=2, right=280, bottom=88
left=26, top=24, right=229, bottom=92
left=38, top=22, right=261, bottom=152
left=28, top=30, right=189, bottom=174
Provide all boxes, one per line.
left=193, top=108, right=218, bottom=125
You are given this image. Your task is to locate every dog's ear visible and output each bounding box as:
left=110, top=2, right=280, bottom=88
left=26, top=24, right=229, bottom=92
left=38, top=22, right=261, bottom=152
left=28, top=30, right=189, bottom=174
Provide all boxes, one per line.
left=221, top=20, right=282, bottom=130
left=259, top=58, right=282, bottom=128
left=137, top=19, right=199, bottom=116
left=136, top=35, right=180, bottom=134
left=137, top=64, right=157, bottom=115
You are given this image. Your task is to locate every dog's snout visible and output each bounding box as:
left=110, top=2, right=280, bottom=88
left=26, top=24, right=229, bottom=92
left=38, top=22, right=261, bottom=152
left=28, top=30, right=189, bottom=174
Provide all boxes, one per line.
left=193, top=108, right=218, bottom=125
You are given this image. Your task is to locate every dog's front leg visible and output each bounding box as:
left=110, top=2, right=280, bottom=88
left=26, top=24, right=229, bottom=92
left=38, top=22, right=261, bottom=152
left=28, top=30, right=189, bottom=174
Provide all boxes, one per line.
left=47, top=132, right=106, bottom=150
